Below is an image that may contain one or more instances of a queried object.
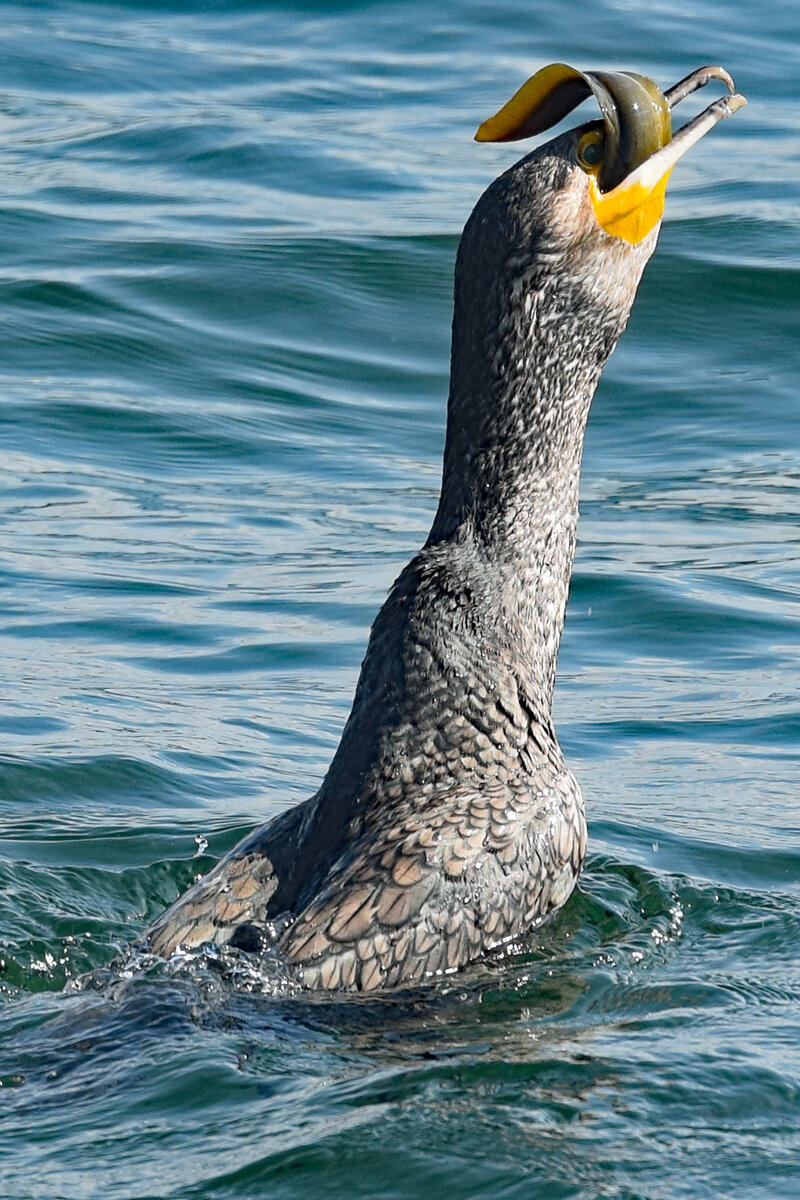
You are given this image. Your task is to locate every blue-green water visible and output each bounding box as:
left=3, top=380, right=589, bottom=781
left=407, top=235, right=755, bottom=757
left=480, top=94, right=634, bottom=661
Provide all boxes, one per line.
left=1, top=2, right=799, bottom=1197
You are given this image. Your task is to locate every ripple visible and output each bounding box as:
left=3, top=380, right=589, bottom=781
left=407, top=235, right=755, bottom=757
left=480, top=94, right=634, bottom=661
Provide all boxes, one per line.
left=1, top=1, right=799, bottom=1197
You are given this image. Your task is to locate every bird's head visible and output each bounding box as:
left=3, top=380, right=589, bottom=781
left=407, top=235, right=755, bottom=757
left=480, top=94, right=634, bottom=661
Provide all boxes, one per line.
left=451, top=63, right=746, bottom=383
left=475, top=62, right=746, bottom=248
left=438, top=63, right=746, bottom=532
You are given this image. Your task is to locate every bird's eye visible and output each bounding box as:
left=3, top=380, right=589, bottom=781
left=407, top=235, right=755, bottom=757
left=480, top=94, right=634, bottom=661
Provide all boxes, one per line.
left=577, top=130, right=604, bottom=173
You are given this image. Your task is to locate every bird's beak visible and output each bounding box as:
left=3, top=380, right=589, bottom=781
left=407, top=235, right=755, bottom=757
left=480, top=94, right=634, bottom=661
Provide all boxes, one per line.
left=475, top=63, right=747, bottom=244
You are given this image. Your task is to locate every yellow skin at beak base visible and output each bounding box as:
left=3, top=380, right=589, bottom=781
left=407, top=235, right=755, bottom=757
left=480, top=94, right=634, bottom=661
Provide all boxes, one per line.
left=475, top=62, right=744, bottom=247
left=588, top=167, right=673, bottom=245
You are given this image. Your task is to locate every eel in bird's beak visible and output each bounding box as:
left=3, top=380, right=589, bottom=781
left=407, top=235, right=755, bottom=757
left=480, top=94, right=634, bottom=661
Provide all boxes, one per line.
left=475, top=63, right=747, bottom=244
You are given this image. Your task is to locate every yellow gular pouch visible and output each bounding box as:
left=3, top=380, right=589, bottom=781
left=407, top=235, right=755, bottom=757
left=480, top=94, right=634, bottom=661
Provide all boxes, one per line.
left=475, top=62, right=745, bottom=247
left=588, top=168, right=673, bottom=245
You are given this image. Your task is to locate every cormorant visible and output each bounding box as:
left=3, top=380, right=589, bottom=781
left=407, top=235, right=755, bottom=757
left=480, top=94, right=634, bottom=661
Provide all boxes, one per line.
left=143, top=64, right=745, bottom=991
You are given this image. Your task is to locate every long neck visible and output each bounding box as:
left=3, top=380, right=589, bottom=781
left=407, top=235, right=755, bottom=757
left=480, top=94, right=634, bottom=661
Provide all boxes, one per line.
left=311, top=237, right=613, bottom=859
left=426, top=214, right=622, bottom=711
left=305, top=162, right=653, bottom=872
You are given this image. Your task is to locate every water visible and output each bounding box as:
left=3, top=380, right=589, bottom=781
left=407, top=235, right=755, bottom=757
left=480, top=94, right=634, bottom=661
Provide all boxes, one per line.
left=1, top=2, right=799, bottom=1196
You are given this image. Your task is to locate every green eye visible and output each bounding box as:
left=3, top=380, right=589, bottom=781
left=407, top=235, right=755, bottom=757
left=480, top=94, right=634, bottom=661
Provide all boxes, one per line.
left=577, top=130, right=604, bottom=172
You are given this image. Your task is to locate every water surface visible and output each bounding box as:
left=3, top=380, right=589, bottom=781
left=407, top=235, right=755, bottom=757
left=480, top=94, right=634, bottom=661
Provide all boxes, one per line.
left=1, top=3, right=799, bottom=1198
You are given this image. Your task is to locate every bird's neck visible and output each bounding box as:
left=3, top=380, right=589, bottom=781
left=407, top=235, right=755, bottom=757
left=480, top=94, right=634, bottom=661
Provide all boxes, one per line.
left=426, top=238, right=624, bottom=712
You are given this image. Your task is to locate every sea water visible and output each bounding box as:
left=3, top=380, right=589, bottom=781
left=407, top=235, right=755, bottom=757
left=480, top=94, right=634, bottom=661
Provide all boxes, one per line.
left=1, top=2, right=799, bottom=1197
